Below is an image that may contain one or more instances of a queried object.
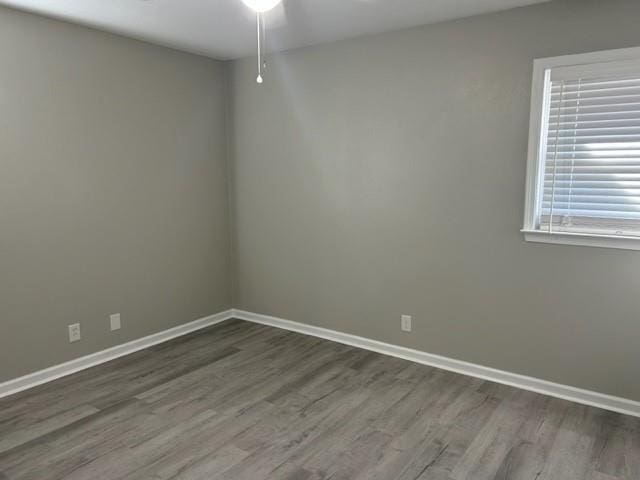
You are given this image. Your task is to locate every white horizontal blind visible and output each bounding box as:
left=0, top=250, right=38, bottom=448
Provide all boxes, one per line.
left=541, top=72, right=640, bottom=236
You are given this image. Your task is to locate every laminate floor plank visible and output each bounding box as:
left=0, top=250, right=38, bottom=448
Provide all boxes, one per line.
left=1, top=319, right=638, bottom=479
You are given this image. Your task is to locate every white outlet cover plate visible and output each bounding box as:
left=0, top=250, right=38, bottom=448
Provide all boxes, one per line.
left=68, top=323, right=81, bottom=342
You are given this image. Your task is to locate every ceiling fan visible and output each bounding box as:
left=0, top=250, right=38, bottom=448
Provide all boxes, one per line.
left=241, top=0, right=284, bottom=84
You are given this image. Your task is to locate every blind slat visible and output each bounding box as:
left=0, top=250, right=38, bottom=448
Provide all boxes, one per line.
left=550, top=103, right=640, bottom=114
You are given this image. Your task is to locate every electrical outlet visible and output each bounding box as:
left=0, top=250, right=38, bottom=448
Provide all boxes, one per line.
left=110, top=313, right=121, bottom=331
left=401, top=315, right=412, bottom=332
left=68, top=323, right=81, bottom=342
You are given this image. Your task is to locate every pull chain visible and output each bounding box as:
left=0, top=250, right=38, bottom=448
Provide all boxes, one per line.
left=256, top=12, right=263, bottom=83
left=261, top=13, right=267, bottom=71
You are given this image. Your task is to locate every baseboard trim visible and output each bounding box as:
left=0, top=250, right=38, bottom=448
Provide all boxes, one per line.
left=0, top=309, right=235, bottom=399
left=232, top=309, right=640, bottom=418
left=4, top=307, right=639, bottom=418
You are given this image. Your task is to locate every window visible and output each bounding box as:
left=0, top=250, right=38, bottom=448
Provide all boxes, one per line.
left=523, top=47, right=640, bottom=250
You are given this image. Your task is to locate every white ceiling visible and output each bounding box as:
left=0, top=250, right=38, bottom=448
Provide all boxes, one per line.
left=0, top=0, right=551, bottom=60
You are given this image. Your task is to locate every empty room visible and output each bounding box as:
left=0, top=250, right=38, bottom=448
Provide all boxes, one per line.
left=1, top=0, right=640, bottom=478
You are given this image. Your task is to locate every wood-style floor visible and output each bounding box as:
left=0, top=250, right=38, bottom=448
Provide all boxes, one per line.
left=1, top=319, right=638, bottom=480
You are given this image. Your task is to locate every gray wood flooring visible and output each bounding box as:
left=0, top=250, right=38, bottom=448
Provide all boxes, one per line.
left=1, top=319, right=638, bottom=479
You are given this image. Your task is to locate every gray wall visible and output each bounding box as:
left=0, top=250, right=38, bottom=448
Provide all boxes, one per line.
left=230, top=0, right=640, bottom=401
left=0, top=6, right=232, bottom=382
left=3, top=0, right=640, bottom=403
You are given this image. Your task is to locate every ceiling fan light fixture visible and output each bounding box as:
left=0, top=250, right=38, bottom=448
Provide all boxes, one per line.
left=241, top=0, right=282, bottom=13
left=241, top=0, right=283, bottom=84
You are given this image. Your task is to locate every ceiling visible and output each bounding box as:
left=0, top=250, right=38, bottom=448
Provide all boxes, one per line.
left=0, top=0, right=551, bottom=60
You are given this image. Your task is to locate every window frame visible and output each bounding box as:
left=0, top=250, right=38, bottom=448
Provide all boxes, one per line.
left=522, top=46, right=640, bottom=251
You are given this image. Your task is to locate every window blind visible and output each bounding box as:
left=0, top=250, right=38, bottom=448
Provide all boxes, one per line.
left=541, top=74, right=640, bottom=236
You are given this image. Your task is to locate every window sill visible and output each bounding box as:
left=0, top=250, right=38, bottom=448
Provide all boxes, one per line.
left=521, top=229, right=640, bottom=251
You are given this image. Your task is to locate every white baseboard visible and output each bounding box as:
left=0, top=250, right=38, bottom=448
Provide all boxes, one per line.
left=232, top=309, right=640, bottom=418
left=0, top=309, right=235, bottom=399
left=4, top=307, right=639, bottom=418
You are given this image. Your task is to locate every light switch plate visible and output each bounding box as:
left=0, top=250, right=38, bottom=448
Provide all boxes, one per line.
left=110, top=313, right=121, bottom=331
left=401, top=315, right=412, bottom=332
